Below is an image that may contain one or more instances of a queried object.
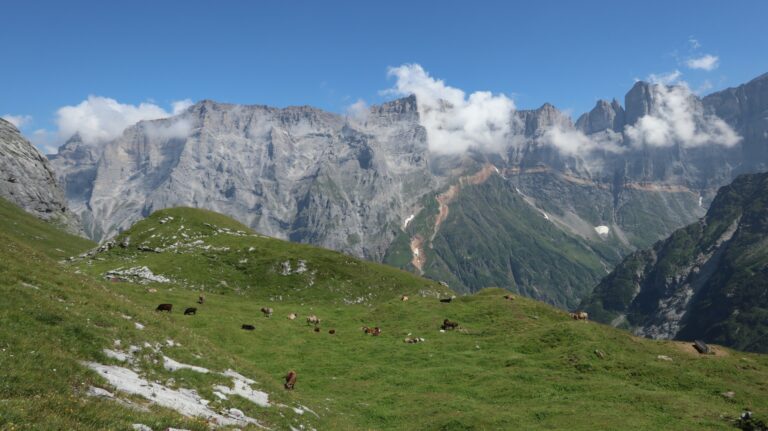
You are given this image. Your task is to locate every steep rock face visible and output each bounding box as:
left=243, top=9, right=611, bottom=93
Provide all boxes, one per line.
left=582, top=172, right=768, bottom=352
left=703, top=72, right=768, bottom=174
left=576, top=99, right=625, bottom=134
left=52, top=97, right=438, bottom=260
left=0, top=118, right=81, bottom=233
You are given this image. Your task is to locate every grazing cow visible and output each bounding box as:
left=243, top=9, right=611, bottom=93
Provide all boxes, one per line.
left=241, top=324, right=255, bottom=331
left=401, top=295, right=409, bottom=302
left=155, top=303, right=173, bottom=312
left=197, top=294, right=205, bottom=305
left=503, top=294, right=515, bottom=300
left=439, top=296, right=456, bottom=303
left=329, top=329, right=336, bottom=335
left=284, top=370, right=297, bottom=390
left=306, top=315, right=320, bottom=325
left=441, top=319, right=459, bottom=330
left=184, top=307, right=197, bottom=315
left=260, top=307, right=273, bottom=318
left=287, top=313, right=297, bottom=320
left=570, top=311, right=589, bottom=321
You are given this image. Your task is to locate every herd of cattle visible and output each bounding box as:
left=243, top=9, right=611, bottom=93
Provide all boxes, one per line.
left=152, top=291, right=591, bottom=390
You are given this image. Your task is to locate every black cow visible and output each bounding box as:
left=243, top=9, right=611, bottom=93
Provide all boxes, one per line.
left=242, top=324, right=255, bottom=331
left=156, top=303, right=173, bottom=312
left=184, top=307, right=197, bottom=315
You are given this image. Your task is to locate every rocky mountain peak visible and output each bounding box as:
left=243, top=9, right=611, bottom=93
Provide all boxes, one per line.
left=514, top=103, right=572, bottom=136
left=576, top=98, right=626, bottom=134
left=624, top=81, right=655, bottom=125
left=0, top=118, right=81, bottom=233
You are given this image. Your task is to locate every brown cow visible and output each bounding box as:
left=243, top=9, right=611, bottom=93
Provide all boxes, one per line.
left=314, top=327, right=320, bottom=333
left=184, top=307, right=197, bottom=315
left=570, top=311, right=589, bottom=321
left=284, top=370, right=297, bottom=390
left=362, top=326, right=382, bottom=336
left=328, top=329, right=336, bottom=335
left=503, top=294, right=515, bottom=300
left=260, top=307, right=273, bottom=318
left=441, top=319, right=459, bottom=330
left=156, top=303, right=173, bottom=312
left=197, top=294, right=205, bottom=305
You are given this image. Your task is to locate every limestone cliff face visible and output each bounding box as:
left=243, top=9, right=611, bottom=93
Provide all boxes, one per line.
left=0, top=118, right=81, bottom=233
left=51, top=97, right=438, bottom=260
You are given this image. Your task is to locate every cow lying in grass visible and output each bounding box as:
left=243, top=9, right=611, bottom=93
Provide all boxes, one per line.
left=184, top=307, right=197, bottom=315
left=441, top=319, right=459, bottom=330
left=306, top=315, right=320, bottom=325
left=242, top=324, right=255, bottom=331
left=362, top=326, right=382, bottom=336
left=404, top=337, right=425, bottom=343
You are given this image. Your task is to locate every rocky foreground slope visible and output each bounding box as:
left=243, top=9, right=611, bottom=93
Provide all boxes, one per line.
left=582, top=171, right=768, bottom=353
left=49, top=73, right=768, bottom=307
left=0, top=118, right=80, bottom=233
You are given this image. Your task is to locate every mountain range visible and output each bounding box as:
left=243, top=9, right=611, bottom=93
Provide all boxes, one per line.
left=24, top=71, right=767, bottom=308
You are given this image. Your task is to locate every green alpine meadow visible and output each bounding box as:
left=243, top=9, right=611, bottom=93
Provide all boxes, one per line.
left=2, top=200, right=766, bottom=429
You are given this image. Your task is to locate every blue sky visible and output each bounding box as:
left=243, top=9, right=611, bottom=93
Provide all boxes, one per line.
left=1, top=0, right=767, bottom=152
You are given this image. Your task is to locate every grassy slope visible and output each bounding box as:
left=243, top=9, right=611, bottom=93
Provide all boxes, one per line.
left=388, top=176, right=616, bottom=309
left=0, top=197, right=94, bottom=259
left=2, top=202, right=767, bottom=429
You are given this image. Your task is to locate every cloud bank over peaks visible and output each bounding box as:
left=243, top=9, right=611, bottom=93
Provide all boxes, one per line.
left=56, top=96, right=192, bottom=146
left=385, top=64, right=516, bottom=154
left=625, top=82, right=740, bottom=148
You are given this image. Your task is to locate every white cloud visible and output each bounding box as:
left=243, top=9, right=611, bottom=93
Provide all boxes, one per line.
left=143, top=118, right=193, bottom=141
left=624, top=83, right=740, bottom=148
left=171, top=99, right=194, bottom=115
left=543, top=127, right=624, bottom=155
left=384, top=64, right=515, bottom=154
left=646, top=70, right=683, bottom=85
left=688, top=37, right=701, bottom=50
left=1, top=114, right=32, bottom=128
left=55, top=96, right=192, bottom=145
left=686, top=54, right=719, bottom=71
left=345, top=99, right=370, bottom=122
